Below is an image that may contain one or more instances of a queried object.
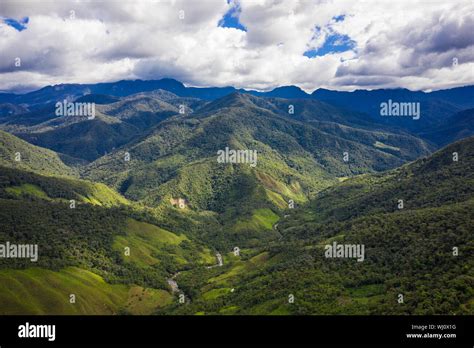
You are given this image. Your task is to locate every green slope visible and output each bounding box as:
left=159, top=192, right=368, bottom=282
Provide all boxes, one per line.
left=18, top=117, right=140, bottom=162
left=1, top=90, right=204, bottom=161
left=0, top=267, right=129, bottom=315
left=0, top=165, right=128, bottom=207
left=113, top=218, right=213, bottom=268
left=0, top=130, right=77, bottom=177
left=0, top=267, right=172, bottom=315
left=286, top=135, right=474, bottom=226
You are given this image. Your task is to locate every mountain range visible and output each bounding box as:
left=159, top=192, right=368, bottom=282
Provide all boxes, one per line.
left=0, top=78, right=472, bottom=315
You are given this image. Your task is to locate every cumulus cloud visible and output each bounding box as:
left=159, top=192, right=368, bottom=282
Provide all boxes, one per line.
left=0, top=0, right=472, bottom=92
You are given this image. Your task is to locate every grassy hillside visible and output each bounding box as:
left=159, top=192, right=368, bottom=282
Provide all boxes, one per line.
left=0, top=130, right=77, bottom=176
left=0, top=165, right=128, bottom=207
left=113, top=218, right=214, bottom=269
left=0, top=267, right=129, bottom=315
left=0, top=267, right=172, bottom=315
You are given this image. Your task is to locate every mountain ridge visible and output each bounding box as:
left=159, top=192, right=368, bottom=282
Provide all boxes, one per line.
left=1, top=78, right=473, bottom=107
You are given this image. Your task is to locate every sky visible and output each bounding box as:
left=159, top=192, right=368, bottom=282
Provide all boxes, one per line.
left=0, top=0, right=473, bottom=93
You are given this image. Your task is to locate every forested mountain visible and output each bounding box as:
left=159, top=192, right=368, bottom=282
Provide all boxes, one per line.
left=0, top=79, right=472, bottom=315
left=420, top=108, right=474, bottom=146
left=1, top=79, right=472, bottom=149
left=166, top=136, right=474, bottom=315
left=0, top=130, right=79, bottom=176
left=311, top=87, right=474, bottom=137
left=80, top=91, right=433, bottom=249
left=0, top=89, right=212, bottom=161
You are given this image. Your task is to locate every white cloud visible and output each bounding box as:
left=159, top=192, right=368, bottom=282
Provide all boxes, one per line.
left=0, top=0, right=472, bottom=92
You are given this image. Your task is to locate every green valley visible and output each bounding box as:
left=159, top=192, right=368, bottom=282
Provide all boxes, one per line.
left=0, top=85, right=472, bottom=316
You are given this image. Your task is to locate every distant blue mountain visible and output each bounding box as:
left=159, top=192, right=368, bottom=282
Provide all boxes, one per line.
left=311, top=86, right=474, bottom=113
left=428, top=86, right=474, bottom=108
left=249, top=85, right=310, bottom=99
left=2, top=78, right=472, bottom=105
left=310, top=86, right=474, bottom=135
left=1, top=80, right=473, bottom=132
left=1, top=78, right=473, bottom=158
left=0, top=79, right=238, bottom=108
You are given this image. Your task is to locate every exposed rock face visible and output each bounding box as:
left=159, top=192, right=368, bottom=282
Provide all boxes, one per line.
left=170, top=197, right=188, bottom=209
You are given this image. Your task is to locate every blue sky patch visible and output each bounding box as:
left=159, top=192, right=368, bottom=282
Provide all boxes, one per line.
left=333, top=14, right=346, bottom=22
left=2, top=17, right=29, bottom=31
left=304, top=33, right=355, bottom=58
left=218, top=1, right=246, bottom=31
